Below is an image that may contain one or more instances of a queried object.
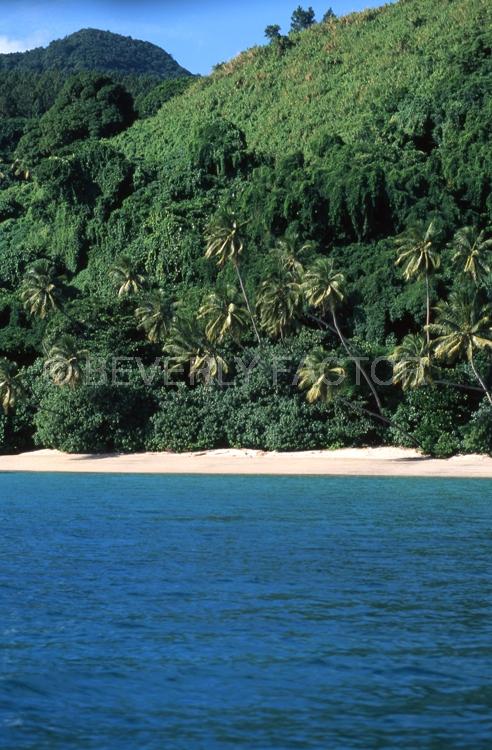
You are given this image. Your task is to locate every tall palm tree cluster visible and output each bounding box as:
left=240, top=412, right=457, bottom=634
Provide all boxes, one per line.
left=3, top=213, right=491, bottom=448
left=391, top=222, right=492, bottom=405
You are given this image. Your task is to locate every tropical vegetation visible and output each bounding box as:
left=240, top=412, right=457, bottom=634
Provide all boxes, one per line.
left=0, top=0, right=491, bottom=457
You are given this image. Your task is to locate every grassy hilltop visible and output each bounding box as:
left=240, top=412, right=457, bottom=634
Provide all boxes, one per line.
left=121, top=0, right=489, bottom=159
left=0, top=0, right=491, bottom=456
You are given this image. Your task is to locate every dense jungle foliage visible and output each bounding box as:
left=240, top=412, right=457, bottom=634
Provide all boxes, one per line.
left=0, top=29, right=193, bottom=159
left=0, top=0, right=491, bottom=456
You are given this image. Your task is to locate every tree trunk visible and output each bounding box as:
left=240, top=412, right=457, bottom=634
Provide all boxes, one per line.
left=330, top=304, right=384, bottom=415
left=306, top=312, right=331, bottom=331
left=59, top=304, right=89, bottom=339
left=469, top=355, right=492, bottom=405
left=235, top=262, right=261, bottom=345
left=339, top=397, right=420, bottom=448
left=434, top=379, right=483, bottom=394
left=425, top=272, right=431, bottom=346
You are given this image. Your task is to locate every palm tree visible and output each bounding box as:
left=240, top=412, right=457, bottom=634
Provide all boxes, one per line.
left=256, top=237, right=311, bottom=340
left=44, top=336, right=87, bottom=387
left=257, top=274, right=302, bottom=340
left=449, top=226, right=492, bottom=286
left=0, top=359, right=23, bottom=414
left=109, top=256, right=145, bottom=298
left=297, top=348, right=346, bottom=404
left=198, top=285, right=248, bottom=344
left=390, top=334, right=433, bottom=390
left=11, top=159, right=30, bottom=181
left=302, top=257, right=344, bottom=313
left=205, top=211, right=261, bottom=344
left=135, top=291, right=173, bottom=344
left=427, top=292, right=492, bottom=404
left=165, top=315, right=228, bottom=385
left=270, top=237, right=313, bottom=279
left=302, top=257, right=383, bottom=413
left=21, top=260, right=60, bottom=319
left=395, top=220, right=440, bottom=343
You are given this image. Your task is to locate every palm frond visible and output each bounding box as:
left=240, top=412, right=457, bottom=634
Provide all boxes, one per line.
left=297, top=348, right=346, bottom=403
left=302, top=257, right=345, bottom=313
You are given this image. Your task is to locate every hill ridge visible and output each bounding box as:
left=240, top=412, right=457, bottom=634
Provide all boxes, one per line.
left=0, top=28, right=191, bottom=78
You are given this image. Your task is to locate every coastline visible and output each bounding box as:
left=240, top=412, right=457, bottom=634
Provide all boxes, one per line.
left=0, top=447, right=491, bottom=477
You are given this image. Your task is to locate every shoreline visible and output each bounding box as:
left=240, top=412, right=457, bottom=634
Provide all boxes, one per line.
left=0, top=447, right=491, bottom=478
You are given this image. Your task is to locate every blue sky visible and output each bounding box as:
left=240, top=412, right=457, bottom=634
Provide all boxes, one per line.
left=0, top=0, right=394, bottom=74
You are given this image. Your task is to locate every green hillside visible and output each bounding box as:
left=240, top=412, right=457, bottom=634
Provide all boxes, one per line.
left=120, top=0, right=490, bottom=161
left=0, top=0, right=491, bottom=456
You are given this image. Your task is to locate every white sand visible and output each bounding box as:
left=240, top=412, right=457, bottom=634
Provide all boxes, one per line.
left=0, top=447, right=491, bottom=477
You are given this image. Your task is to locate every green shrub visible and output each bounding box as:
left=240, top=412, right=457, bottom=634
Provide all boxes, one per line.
left=462, top=404, right=492, bottom=455
left=0, top=361, right=42, bottom=453
left=34, top=383, right=154, bottom=453
left=2, top=400, right=37, bottom=453
left=136, top=77, right=194, bottom=118
left=0, top=190, right=22, bottom=222
left=389, top=386, right=473, bottom=457
left=17, top=73, right=135, bottom=161
left=224, top=394, right=379, bottom=451
left=147, top=386, right=226, bottom=452
left=146, top=378, right=380, bottom=453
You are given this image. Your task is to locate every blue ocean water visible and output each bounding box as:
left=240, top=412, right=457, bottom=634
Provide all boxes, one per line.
left=1, top=474, right=492, bottom=749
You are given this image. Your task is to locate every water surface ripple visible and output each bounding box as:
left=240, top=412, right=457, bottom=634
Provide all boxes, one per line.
left=1, top=474, right=491, bottom=749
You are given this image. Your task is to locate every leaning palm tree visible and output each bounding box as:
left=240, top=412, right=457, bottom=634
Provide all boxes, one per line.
left=257, top=273, right=302, bottom=340
left=256, top=237, right=311, bottom=340
left=44, top=336, right=87, bottom=387
left=0, top=358, right=23, bottom=414
left=302, top=257, right=383, bottom=413
left=270, top=237, right=313, bottom=279
left=21, top=260, right=60, bottom=319
left=135, top=291, right=173, bottom=344
left=297, top=348, right=346, bottom=404
left=389, top=333, right=433, bottom=390
left=165, top=315, right=228, bottom=385
left=427, top=292, right=492, bottom=404
left=205, top=211, right=260, bottom=344
left=109, top=256, right=145, bottom=298
left=449, top=226, right=492, bottom=286
left=395, top=220, right=440, bottom=343
left=198, top=285, right=248, bottom=344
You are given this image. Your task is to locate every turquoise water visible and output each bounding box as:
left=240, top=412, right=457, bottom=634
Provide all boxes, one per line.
left=1, top=474, right=492, bottom=749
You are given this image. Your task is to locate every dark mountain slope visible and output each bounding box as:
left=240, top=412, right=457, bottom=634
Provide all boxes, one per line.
left=0, top=28, right=191, bottom=78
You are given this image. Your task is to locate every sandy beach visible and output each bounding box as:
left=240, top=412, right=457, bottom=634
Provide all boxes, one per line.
left=0, top=447, right=491, bottom=477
